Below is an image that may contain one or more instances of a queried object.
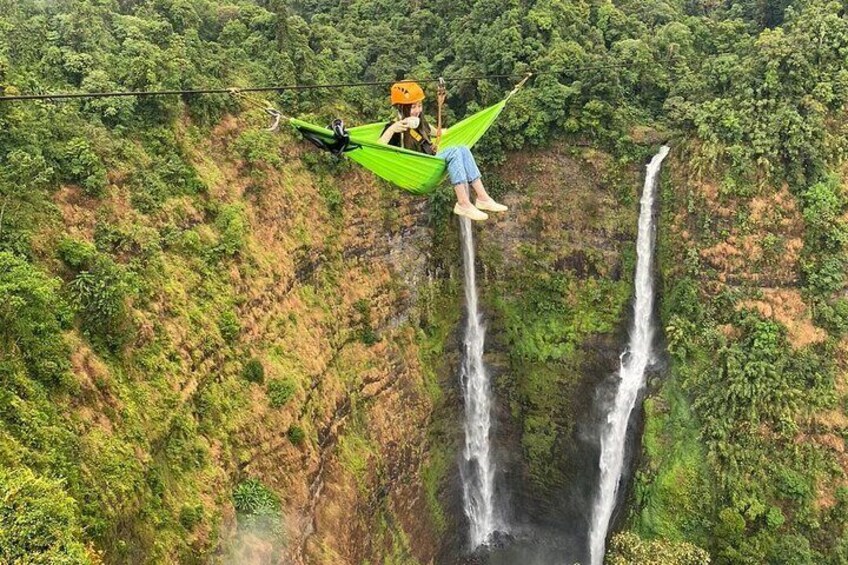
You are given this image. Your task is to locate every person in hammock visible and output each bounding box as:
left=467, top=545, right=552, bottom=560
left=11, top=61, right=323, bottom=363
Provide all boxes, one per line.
left=379, top=81, right=508, bottom=221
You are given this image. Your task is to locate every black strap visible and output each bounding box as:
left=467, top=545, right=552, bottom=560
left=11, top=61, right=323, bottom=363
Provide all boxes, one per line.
left=301, top=119, right=357, bottom=156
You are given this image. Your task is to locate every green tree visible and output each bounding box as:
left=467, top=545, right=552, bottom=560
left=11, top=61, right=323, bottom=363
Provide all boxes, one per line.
left=0, top=252, right=70, bottom=385
left=0, top=467, right=93, bottom=564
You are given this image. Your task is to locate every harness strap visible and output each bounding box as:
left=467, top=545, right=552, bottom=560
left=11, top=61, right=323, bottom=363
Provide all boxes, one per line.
left=301, top=119, right=355, bottom=156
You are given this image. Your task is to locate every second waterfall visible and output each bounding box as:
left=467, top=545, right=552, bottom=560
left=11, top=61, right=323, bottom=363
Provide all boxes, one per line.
left=589, top=146, right=670, bottom=564
left=458, top=217, right=501, bottom=549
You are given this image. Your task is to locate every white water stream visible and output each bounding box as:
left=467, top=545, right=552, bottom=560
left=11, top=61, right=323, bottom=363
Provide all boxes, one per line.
left=589, top=146, right=670, bottom=564
left=458, top=217, right=499, bottom=549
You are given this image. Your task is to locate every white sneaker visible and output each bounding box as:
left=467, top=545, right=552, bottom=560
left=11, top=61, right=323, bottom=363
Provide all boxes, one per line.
left=475, top=198, right=508, bottom=212
left=454, top=203, right=488, bottom=221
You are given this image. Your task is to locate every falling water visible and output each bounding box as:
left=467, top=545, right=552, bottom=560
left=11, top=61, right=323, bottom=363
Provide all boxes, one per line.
left=589, top=146, right=670, bottom=565
left=458, top=217, right=499, bottom=549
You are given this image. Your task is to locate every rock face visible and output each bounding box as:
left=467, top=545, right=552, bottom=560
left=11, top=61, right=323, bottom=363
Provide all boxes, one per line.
left=442, top=145, right=641, bottom=564
left=618, top=155, right=848, bottom=561
left=41, top=113, right=455, bottom=564
left=217, top=156, right=447, bottom=563
left=40, top=109, right=645, bottom=564
left=235, top=142, right=641, bottom=565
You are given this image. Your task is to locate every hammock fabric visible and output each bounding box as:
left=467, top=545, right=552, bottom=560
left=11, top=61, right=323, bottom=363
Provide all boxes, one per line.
left=290, top=98, right=509, bottom=195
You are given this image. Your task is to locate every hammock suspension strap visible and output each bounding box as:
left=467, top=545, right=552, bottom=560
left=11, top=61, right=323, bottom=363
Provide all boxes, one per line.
left=300, top=119, right=356, bottom=156
left=229, top=88, right=285, bottom=131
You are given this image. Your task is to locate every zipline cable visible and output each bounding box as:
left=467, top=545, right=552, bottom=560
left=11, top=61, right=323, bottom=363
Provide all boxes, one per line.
left=0, top=64, right=627, bottom=102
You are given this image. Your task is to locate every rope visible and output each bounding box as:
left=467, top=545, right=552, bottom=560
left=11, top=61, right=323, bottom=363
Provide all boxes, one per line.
left=508, top=72, right=533, bottom=99
left=230, top=89, right=284, bottom=130
left=0, top=64, right=627, bottom=102
left=435, top=77, right=446, bottom=150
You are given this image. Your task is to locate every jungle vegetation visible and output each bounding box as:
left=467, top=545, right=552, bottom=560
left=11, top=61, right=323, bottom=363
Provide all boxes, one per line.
left=1, top=0, right=848, bottom=563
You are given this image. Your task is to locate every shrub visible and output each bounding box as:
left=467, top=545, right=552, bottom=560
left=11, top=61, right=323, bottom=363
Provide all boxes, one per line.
left=232, top=478, right=282, bottom=536
left=813, top=298, right=848, bottom=336
left=57, top=238, right=97, bottom=270
left=242, top=358, right=264, bottom=384
left=354, top=298, right=379, bottom=345
left=0, top=252, right=71, bottom=385
left=179, top=504, right=204, bottom=530
left=212, top=204, right=248, bottom=258
left=801, top=175, right=847, bottom=253
left=607, top=531, right=711, bottom=564
left=802, top=254, right=845, bottom=296
left=218, top=310, right=241, bottom=342
left=233, top=479, right=278, bottom=515
left=232, top=130, right=283, bottom=169
left=287, top=425, right=305, bottom=445
left=59, top=138, right=107, bottom=197
left=267, top=378, right=296, bottom=408
left=0, top=467, right=92, bottom=564
left=317, top=177, right=342, bottom=215
left=68, top=256, right=134, bottom=351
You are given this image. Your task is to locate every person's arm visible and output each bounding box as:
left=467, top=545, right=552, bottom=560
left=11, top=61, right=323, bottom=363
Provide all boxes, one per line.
left=379, top=120, right=410, bottom=144
left=429, top=124, right=448, bottom=137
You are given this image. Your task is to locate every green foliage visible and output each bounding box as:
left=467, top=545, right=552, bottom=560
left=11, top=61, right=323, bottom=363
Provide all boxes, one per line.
left=421, top=443, right=449, bottom=534
left=489, top=241, right=633, bottom=491
left=0, top=252, right=71, bottom=386
left=801, top=175, right=848, bottom=252
left=232, top=478, right=284, bottom=542
left=179, top=504, right=205, bottom=530
left=0, top=149, right=53, bottom=255
left=656, top=242, right=843, bottom=563
left=58, top=138, right=108, bottom=197
left=3, top=0, right=848, bottom=561
left=68, top=255, right=135, bottom=351
left=58, top=238, right=98, bottom=270
left=242, top=357, right=265, bottom=384
left=232, top=130, right=283, bottom=170
left=232, top=478, right=280, bottom=516
left=354, top=298, right=379, bottom=345
left=338, top=429, right=374, bottom=488
left=212, top=204, right=248, bottom=258
left=634, top=381, right=712, bottom=544
left=287, top=424, right=305, bottom=445
left=607, top=531, right=711, bottom=565
left=0, top=467, right=92, bottom=564
left=813, top=298, right=848, bottom=336
left=218, top=309, right=241, bottom=342
left=317, top=177, right=343, bottom=217
left=267, top=378, right=296, bottom=408
left=796, top=174, right=848, bottom=342
left=690, top=312, right=833, bottom=454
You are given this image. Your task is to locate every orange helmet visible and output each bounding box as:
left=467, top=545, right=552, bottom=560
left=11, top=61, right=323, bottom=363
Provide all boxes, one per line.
left=390, top=81, right=425, bottom=105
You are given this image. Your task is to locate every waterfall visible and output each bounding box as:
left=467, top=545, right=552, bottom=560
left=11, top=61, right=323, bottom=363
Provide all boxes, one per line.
left=458, top=217, right=499, bottom=548
left=588, top=146, right=670, bottom=565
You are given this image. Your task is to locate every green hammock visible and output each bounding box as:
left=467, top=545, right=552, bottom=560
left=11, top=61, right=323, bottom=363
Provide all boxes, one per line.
left=290, top=97, right=510, bottom=195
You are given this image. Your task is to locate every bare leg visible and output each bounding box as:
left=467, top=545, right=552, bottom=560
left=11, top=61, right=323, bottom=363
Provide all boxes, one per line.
left=469, top=177, right=508, bottom=212
left=454, top=183, right=472, bottom=207
left=471, top=178, right=492, bottom=202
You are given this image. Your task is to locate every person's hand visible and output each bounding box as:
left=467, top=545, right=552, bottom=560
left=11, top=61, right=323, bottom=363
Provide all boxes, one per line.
left=389, top=120, right=410, bottom=133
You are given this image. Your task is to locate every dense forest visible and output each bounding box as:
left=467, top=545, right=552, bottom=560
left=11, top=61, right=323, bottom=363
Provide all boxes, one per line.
left=2, top=0, right=848, bottom=563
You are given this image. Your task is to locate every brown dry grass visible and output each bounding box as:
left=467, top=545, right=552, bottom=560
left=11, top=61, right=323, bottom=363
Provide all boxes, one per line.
left=738, top=288, right=826, bottom=349
left=53, top=185, right=98, bottom=240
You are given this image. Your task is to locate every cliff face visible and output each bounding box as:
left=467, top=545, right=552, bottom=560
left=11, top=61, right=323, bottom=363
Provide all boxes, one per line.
left=23, top=112, right=454, bottom=564
left=465, top=145, right=642, bottom=561
left=624, top=151, right=848, bottom=561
